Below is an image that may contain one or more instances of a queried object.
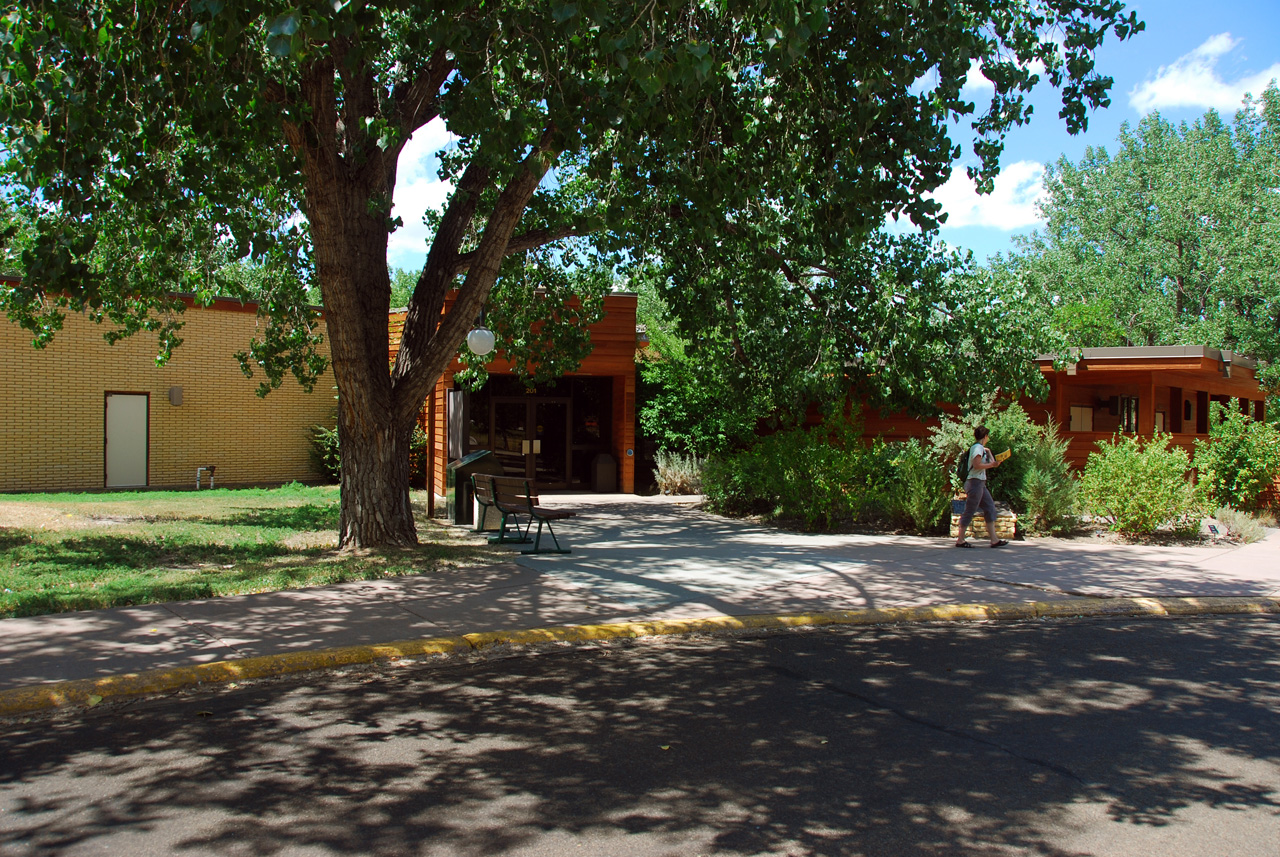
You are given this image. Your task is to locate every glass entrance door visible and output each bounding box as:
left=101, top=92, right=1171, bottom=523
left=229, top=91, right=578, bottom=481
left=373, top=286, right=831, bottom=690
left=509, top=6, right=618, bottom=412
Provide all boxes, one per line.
left=492, top=400, right=528, bottom=478
left=490, top=397, right=571, bottom=488
left=534, top=401, right=569, bottom=487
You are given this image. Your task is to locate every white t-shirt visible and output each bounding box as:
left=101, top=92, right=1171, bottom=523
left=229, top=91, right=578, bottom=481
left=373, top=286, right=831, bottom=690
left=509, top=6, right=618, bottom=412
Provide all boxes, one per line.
left=967, top=442, right=992, bottom=481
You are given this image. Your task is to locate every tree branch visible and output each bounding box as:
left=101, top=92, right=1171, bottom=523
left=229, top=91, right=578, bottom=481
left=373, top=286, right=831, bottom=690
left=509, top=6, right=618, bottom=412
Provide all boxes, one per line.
left=394, top=47, right=454, bottom=132
left=450, top=224, right=580, bottom=276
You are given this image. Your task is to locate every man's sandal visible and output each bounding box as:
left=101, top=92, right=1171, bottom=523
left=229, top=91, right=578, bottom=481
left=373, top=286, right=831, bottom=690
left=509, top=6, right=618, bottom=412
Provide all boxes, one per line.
left=990, top=540, right=1009, bottom=548
left=954, top=541, right=974, bottom=548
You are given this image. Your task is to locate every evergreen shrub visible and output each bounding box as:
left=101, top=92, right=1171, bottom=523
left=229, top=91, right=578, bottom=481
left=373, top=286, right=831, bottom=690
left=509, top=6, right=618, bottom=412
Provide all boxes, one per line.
left=1020, top=420, right=1078, bottom=534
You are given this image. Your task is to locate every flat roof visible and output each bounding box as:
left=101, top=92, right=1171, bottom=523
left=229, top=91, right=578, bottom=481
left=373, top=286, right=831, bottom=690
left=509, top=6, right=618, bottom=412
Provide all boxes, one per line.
left=1036, top=345, right=1258, bottom=370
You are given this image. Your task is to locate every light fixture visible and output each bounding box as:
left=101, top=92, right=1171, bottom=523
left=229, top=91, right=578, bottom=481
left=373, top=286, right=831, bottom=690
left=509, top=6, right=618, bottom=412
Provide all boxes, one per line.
left=1220, top=348, right=1233, bottom=378
left=466, top=325, right=495, bottom=356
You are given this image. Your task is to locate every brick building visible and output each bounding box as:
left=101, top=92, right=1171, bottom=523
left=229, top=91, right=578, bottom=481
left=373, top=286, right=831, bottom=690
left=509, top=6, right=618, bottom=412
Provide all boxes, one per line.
left=0, top=289, right=334, bottom=492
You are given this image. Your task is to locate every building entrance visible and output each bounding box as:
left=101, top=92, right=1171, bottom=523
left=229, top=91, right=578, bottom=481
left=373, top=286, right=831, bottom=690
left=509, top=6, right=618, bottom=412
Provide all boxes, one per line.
left=465, top=376, right=614, bottom=491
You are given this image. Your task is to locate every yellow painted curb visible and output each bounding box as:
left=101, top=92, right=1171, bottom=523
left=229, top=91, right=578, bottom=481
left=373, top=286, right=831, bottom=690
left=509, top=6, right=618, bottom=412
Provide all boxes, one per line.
left=2, top=596, right=1277, bottom=718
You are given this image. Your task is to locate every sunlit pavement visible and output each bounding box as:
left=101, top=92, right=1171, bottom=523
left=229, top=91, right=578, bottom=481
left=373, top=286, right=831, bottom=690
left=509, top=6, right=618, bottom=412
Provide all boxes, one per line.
left=0, top=492, right=1277, bottom=690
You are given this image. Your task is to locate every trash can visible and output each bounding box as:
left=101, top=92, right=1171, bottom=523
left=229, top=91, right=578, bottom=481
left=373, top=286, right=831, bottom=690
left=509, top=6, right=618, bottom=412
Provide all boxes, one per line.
left=590, top=452, right=617, bottom=493
left=446, top=450, right=505, bottom=525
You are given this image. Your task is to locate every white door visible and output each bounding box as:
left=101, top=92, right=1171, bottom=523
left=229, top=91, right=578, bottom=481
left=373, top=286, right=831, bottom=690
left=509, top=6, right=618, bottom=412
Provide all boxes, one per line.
left=105, top=393, right=149, bottom=487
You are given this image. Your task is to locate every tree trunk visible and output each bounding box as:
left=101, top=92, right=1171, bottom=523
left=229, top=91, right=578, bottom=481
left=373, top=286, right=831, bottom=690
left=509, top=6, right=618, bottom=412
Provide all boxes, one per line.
left=336, top=414, right=417, bottom=548
left=306, top=170, right=419, bottom=549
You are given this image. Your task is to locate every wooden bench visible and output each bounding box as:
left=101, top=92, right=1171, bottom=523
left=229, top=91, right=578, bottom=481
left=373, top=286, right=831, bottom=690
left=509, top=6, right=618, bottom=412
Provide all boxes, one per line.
left=472, top=474, right=576, bottom=554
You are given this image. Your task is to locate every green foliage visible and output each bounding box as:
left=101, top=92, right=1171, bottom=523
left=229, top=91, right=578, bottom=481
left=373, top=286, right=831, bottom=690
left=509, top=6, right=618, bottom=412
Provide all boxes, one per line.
left=455, top=255, right=610, bottom=391
left=888, top=439, right=951, bottom=533
left=1193, top=403, right=1280, bottom=512
left=929, top=396, right=1042, bottom=510
left=653, top=450, right=702, bottom=495
left=636, top=271, right=771, bottom=456
left=310, top=425, right=342, bottom=484
left=1080, top=434, right=1197, bottom=536
left=703, top=422, right=956, bottom=533
left=1020, top=420, right=1079, bottom=534
left=995, top=85, right=1280, bottom=384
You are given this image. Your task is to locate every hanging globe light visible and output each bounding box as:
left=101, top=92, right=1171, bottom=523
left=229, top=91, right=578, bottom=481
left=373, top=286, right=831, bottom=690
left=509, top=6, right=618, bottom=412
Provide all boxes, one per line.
left=466, top=324, right=496, bottom=357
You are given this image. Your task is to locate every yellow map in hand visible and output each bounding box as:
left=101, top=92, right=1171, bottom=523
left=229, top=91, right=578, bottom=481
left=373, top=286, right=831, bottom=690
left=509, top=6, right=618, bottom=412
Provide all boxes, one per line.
left=994, top=449, right=1012, bottom=463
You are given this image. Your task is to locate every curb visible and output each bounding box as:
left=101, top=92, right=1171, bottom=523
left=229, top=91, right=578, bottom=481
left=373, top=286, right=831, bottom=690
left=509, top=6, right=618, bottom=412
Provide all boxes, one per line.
left=2, top=595, right=1277, bottom=717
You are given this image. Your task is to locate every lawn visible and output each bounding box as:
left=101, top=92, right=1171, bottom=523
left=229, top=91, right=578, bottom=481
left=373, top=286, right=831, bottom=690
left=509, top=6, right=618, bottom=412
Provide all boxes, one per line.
left=0, top=484, right=499, bottom=618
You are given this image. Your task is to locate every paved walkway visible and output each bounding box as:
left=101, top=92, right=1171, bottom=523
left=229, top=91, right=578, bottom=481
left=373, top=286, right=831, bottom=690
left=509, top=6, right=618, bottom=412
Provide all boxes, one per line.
left=2, top=494, right=1279, bottom=692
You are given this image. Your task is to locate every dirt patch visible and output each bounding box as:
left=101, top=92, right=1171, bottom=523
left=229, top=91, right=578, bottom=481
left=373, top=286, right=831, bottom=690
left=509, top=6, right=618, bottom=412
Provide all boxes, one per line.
left=279, top=530, right=340, bottom=550
left=0, top=503, right=98, bottom=532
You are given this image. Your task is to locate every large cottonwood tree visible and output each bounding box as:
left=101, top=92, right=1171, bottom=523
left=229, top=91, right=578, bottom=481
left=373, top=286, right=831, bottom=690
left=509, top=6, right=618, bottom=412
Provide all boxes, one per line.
left=1000, top=84, right=1280, bottom=380
left=0, top=0, right=1141, bottom=547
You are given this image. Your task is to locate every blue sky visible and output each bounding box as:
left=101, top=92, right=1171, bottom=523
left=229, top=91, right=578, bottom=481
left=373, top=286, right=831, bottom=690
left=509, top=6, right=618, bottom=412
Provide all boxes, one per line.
left=387, top=1, right=1280, bottom=273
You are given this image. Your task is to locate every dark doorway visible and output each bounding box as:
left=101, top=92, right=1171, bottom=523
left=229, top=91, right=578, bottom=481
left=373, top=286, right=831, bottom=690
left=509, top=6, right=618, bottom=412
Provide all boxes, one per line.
left=463, top=376, right=613, bottom=490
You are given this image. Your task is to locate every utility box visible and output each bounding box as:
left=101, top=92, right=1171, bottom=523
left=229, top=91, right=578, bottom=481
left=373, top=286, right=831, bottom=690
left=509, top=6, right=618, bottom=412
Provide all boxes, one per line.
left=446, top=450, right=504, bottom=525
left=591, top=452, right=617, bottom=493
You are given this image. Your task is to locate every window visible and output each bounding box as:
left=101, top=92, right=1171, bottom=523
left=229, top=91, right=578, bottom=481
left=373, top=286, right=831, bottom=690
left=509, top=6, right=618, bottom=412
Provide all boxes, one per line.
left=1119, top=396, right=1139, bottom=433
left=1069, top=406, right=1093, bottom=432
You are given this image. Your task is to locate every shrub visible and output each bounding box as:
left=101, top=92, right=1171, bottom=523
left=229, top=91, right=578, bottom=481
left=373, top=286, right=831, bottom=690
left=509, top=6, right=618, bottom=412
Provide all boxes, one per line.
left=702, top=421, right=896, bottom=531
left=1193, top=404, right=1280, bottom=512
left=1080, top=433, right=1197, bottom=536
left=1020, top=420, right=1078, bottom=534
left=310, top=425, right=341, bottom=483
left=654, top=450, right=702, bottom=494
left=1212, top=506, right=1267, bottom=544
left=929, top=398, right=1042, bottom=511
left=888, top=438, right=950, bottom=533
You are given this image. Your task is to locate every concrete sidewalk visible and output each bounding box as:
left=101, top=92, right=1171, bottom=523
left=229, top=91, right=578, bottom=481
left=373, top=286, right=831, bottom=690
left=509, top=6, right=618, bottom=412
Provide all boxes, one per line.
left=2, top=494, right=1279, bottom=693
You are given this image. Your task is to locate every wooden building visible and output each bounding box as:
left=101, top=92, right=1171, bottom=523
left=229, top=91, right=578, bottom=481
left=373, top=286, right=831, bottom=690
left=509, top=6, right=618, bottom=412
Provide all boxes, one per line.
left=824, top=345, right=1269, bottom=468
left=390, top=291, right=639, bottom=494
left=1027, top=346, right=1268, bottom=468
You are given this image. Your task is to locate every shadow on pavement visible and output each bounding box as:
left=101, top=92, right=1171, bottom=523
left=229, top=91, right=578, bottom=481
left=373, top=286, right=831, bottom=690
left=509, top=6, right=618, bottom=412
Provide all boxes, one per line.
left=2, top=617, right=1278, bottom=856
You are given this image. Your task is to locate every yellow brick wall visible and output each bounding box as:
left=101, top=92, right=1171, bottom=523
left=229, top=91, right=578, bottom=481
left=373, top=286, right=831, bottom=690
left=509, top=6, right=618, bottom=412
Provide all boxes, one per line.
left=0, top=304, right=334, bottom=492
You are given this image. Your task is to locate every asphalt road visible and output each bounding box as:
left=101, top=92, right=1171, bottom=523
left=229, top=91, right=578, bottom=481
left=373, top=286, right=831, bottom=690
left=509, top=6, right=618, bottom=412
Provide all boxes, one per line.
left=3, top=616, right=1279, bottom=857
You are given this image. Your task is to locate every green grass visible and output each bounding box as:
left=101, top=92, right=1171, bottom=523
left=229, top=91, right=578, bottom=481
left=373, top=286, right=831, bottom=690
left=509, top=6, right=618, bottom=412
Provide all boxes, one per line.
left=0, top=484, right=499, bottom=618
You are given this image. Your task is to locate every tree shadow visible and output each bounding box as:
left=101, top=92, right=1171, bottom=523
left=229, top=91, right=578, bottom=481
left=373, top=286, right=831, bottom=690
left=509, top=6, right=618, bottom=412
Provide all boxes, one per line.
left=1, top=617, right=1277, bottom=855
left=0, top=528, right=32, bottom=551
left=209, top=504, right=340, bottom=531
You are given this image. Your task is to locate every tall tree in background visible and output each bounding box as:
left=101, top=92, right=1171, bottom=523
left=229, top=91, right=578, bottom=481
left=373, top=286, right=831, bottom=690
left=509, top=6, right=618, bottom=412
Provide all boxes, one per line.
left=0, top=1, right=1141, bottom=548
left=1001, top=84, right=1280, bottom=382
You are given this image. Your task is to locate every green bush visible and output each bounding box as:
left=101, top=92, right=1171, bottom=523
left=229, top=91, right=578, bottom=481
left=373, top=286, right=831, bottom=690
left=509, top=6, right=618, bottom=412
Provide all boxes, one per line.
left=1193, top=404, right=1280, bottom=512
left=1020, top=420, right=1078, bottom=534
left=309, top=424, right=431, bottom=488
left=929, top=398, right=1042, bottom=511
left=310, top=425, right=341, bottom=483
left=1080, top=433, right=1197, bottom=536
left=702, top=421, right=898, bottom=532
left=888, top=438, right=951, bottom=533
left=702, top=423, right=962, bottom=533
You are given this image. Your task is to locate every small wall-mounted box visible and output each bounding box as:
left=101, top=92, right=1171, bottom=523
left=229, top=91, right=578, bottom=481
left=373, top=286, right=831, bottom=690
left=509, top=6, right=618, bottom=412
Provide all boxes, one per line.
left=168, top=386, right=183, bottom=406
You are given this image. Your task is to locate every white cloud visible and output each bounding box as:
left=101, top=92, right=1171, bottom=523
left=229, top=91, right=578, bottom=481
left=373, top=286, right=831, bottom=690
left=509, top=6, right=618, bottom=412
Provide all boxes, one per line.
left=1129, top=33, right=1280, bottom=113
left=930, top=160, right=1046, bottom=230
left=388, top=118, right=457, bottom=271
left=963, top=60, right=994, bottom=93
